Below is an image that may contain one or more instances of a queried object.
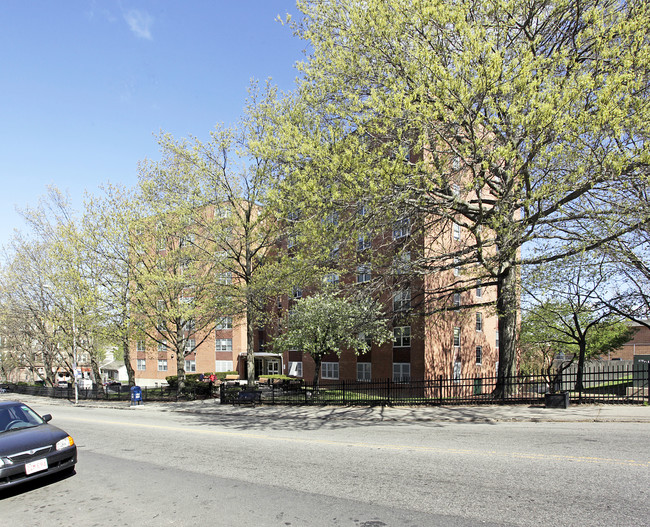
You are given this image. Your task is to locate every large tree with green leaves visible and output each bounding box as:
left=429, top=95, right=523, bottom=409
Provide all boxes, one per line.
left=270, top=0, right=650, bottom=396
left=158, top=81, right=292, bottom=387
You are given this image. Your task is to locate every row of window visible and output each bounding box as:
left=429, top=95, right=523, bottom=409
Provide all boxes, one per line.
left=137, top=359, right=235, bottom=373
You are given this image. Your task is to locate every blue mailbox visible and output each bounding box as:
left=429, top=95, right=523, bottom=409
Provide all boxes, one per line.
left=130, top=385, right=143, bottom=405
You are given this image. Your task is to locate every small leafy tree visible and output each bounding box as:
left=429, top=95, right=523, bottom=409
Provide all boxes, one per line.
left=272, top=290, right=393, bottom=386
left=523, top=256, right=635, bottom=395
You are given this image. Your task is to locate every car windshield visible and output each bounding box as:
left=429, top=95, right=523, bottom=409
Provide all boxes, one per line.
left=0, top=404, right=44, bottom=433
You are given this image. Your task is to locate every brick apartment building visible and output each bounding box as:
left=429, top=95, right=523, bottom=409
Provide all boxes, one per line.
left=130, top=200, right=501, bottom=387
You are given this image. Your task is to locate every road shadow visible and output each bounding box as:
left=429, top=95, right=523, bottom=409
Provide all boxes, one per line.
left=158, top=401, right=510, bottom=432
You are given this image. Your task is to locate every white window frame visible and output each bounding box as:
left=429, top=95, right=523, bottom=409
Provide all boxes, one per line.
left=357, top=362, right=372, bottom=382
left=292, top=286, right=303, bottom=299
left=321, top=362, right=339, bottom=380
left=453, top=327, right=461, bottom=349
left=184, top=359, right=196, bottom=373
left=393, top=288, right=411, bottom=312
left=453, top=222, right=461, bottom=240
left=476, top=312, right=483, bottom=332
left=288, top=361, right=303, bottom=377
left=216, top=316, right=233, bottom=330
left=394, top=251, right=411, bottom=275
left=357, top=233, right=371, bottom=251
left=476, top=280, right=482, bottom=298
left=158, top=359, right=168, bottom=372
left=136, top=340, right=145, bottom=353
left=453, top=292, right=461, bottom=307
left=453, top=360, right=462, bottom=383
left=158, top=340, right=168, bottom=352
left=356, top=264, right=371, bottom=283
left=393, top=326, right=411, bottom=348
left=393, top=362, right=411, bottom=383
left=392, top=217, right=410, bottom=240
left=324, top=273, right=340, bottom=285
left=215, top=338, right=233, bottom=352
left=214, top=360, right=234, bottom=372
left=476, top=345, right=483, bottom=365
left=184, top=339, right=196, bottom=353
left=137, top=359, right=146, bottom=371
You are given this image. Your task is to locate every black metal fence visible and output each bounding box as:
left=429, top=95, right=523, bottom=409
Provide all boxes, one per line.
left=3, top=383, right=214, bottom=402
left=221, top=363, right=650, bottom=406
left=4, top=362, right=648, bottom=406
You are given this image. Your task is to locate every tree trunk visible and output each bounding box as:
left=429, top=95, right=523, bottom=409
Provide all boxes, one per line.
left=122, top=334, right=135, bottom=386
left=575, top=340, right=587, bottom=398
left=493, top=260, right=519, bottom=398
left=246, top=304, right=256, bottom=388
left=313, top=355, right=322, bottom=389
left=90, top=354, right=102, bottom=388
left=176, top=351, right=186, bottom=396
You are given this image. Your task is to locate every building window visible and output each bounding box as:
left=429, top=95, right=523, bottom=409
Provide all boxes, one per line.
left=287, top=234, right=296, bottom=249
left=394, top=251, right=411, bottom=275
left=358, top=203, right=369, bottom=217
left=453, top=292, right=461, bottom=307
left=158, top=340, right=168, bottom=352
left=184, top=339, right=196, bottom=352
left=321, top=362, right=339, bottom=380
left=496, top=330, right=499, bottom=351
left=136, top=340, right=145, bottom=353
left=393, top=363, right=411, bottom=383
left=288, top=361, right=303, bottom=377
left=158, top=359, right=168, bottom=372
left=476, top=280, right=482, bottom=298
left=453, top=327, right=461, bottom=349
left=453, top=257, right=460, bottom=276
left=216, top=316, right=233, bottom=330
left=287, top=210, right=300, bottom=223
left=357, top=264, right=371, bottom=283
left=454, top=360, right=462, bottom=383
left=475, top=346, right=483, bottom=365
left=324, top=212, right=339, bottom=226
left=216, top=338, right=233, bottom=352
left=329, top=244, right=340, bottom=260
left=292, top=286, right=303, bottom=299
left=217, top=272, right=232, bottom=285
left=215, top=360, right=234, bottom=372
left=137, top=359, right=146, bottom=371
left=394, top=326, right=411, bottom=348
left=476, top=312, right=483, bottom=332
left=184, top=360, right=196, bottom=373
left=453, top=222, right=461, bottom=240
left=393, top=217, right=410, bottom=240
left=357, top=233, right=371, bottom=251
left=357, top=363, right=371, bottom=382
left=393, top=288, right=411, bottom=312
left=324, top=273, right=340, bottom=285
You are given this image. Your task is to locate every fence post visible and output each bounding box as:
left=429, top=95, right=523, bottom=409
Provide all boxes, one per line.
left=342, top=380, right=345, bottom=405
left=644, top=361, right=650, bottom=404
left=438, top=375, right=443, bottom=405
left=386, top=378, right=391, bottom=406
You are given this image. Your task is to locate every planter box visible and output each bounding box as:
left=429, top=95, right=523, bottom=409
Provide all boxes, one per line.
left=545, top=392, right=570, bottom=408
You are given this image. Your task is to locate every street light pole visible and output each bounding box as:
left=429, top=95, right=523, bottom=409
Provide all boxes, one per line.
left=72, top=305, right=78, bottom=405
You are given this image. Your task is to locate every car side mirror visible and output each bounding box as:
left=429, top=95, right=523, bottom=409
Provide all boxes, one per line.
left=42, top=414, right=52, bottom=423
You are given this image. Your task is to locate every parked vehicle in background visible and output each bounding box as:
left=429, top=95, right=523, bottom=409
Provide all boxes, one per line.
left=0, top=400, right=77, bottom=489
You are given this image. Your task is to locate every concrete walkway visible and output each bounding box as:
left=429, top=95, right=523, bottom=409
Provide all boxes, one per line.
left=4, top=392, right=650, bottom=424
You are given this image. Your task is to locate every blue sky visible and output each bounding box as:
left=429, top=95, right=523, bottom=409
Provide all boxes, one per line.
left=0, top=1, right=303, bottom=246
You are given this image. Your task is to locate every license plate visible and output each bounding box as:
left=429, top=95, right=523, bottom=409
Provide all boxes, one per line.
left=25, top=458, right=48, bottom=475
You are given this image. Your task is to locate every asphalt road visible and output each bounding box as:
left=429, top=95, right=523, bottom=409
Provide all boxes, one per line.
left=2, top=399, right=649, bottom=526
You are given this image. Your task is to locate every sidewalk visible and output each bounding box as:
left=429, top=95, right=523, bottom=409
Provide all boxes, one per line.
left=4, top=392, right=650, bottom=424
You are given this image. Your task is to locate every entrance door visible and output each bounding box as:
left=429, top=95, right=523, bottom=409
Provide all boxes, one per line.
left=266, top=360, right=280, bottom=376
